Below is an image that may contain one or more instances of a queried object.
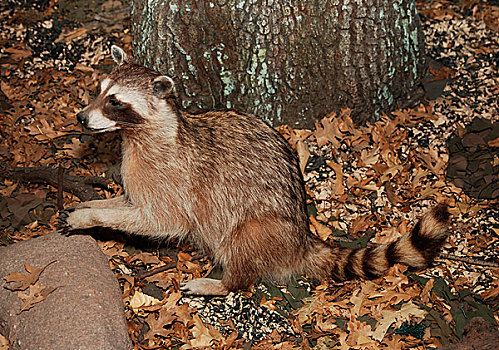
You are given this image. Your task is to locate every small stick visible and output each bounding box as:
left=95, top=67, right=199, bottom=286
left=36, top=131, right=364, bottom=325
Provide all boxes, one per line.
left=134, top=261, right=177, bottom=281
left=438, top=253, right=498, bottom=268
left=57, top=165, right=64, bottom=211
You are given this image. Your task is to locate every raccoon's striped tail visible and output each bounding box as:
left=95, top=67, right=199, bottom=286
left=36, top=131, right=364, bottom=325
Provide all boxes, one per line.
left=304, top=203, right=450, bottom=281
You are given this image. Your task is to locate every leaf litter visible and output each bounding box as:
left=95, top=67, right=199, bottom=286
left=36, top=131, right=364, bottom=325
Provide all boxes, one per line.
left=0, top=0, right=498, bottom=348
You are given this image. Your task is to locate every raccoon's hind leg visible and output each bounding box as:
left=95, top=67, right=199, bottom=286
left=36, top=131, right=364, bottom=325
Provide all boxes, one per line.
left=181, top=215, right=305, bottom=296
left=180, top=238, right=258, bottom=296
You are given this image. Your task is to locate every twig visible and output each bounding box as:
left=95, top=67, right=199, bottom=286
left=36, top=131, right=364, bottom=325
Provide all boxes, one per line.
left=57, top=165, right=63, bottom=211
left=438, top=253, right=499, bottom=268
left=134, top=262, right=177, bottom=281
left=0, top=160, right=111, bottom=202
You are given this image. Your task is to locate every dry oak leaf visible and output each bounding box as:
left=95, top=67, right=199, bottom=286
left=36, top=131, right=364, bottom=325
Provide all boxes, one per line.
left=55, top=27, right=88, bottom=44
left=175, top=303, right=194, bottom=327
left=17, top=282, right=56, bottom=313
left=380, top=165, right=403, bottom=183
left=0, top=333, right=8, bottom=350
left=488, top=137, right=499, bottom=147
left=4, top=46, right=32, bottom=61
left=421, top=278, right=435, bottom=304
left=4, top=261, right=57, bottom=291
left=129, top=290, right=163, bottom=316
left=1, top=81, right=17, bottom=100
left=163, top=291, right=182, bottom=310
left=182, top=314, right=223, bottom=349
left=314, top=114, right=341, bottom=149
left=130, top=252, right=162, bottom=266
left=481, top=279, right=499, bottom=300
left=372, top=302, right=427, bottom=341
left=295, top=296, right=325, bottom=325
left=350, top=282, right=377, bottom=317
left=349, top=214, right=376, bottom=235
left=144, top=308, right=176, bottom=339
left=326, top=161, right=345, bottom=197
left=296, top=139, right=310, bottom=174
left=359, top=148, right=380, bottom=166
left=381, top=335, right=404, bottom=350
left=287, top=129, right=311, bottom=174
left=309, top=216, right=333, bottom=241
left=332, top=330, right=349, bottom=350
left=346, top=318, right=374, bottom=348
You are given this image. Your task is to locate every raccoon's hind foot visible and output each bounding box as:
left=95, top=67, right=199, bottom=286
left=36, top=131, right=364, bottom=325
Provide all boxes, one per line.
left=180, top=278, right=229, bottom=296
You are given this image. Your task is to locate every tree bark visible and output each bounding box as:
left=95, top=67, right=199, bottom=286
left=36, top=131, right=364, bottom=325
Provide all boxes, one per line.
left=131, top=0, right=426, bottom=128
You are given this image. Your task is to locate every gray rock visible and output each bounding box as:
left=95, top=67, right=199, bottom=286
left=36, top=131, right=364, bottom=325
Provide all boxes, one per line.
left=0, top=232, right=132, bottom=350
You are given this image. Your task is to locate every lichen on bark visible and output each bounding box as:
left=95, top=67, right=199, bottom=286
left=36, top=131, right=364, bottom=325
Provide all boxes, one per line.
left=131, top=0, right=426, bottom=127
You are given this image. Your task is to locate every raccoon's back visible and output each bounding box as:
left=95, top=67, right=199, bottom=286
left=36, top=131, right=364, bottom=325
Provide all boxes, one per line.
left=180, top=110, right=308, bottom=227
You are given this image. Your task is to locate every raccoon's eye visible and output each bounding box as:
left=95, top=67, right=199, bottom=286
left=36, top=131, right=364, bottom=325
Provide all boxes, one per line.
left=108, top=97, right=124, bottom=108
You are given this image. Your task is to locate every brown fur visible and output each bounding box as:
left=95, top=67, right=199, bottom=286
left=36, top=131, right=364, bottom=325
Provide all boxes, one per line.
left=65, top=47, right=450, bottom=295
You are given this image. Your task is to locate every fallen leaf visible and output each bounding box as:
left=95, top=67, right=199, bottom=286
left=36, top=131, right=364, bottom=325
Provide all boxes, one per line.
left=350, top=288, right=366, bottom=317
left=372, top=302, right=427, bottom=341
left=381, top=335, right=404, bottom=350
left=488, top=137, right=499, bottom=147
left=1, top=81, right=17, bottom=100
left=421, top=279, right=435, bottom=303
left=385, top=182, right=402, bottom=205
left=346, top=318, right=374, bottom=347
left=55, top=27, right=88, bottom=43
left=4, top=46, right=32, bottom=61
left=349, top=214, right=376, bottom=235
left=296, top=139, right=310, bottom=174
left=129, top=290, right=162, bottom=316
left=314, top=114, right=340, bottom=148
left=380, top=165, right=403, bottom=183
left=17, top=282, right=56, bottom=313
left=359, top=148, right=380, bottom=166
left=309, top=215, right=332, bottom=241
left=294, top=296, right=325, bottom=325
left=175, top=303, right=194, bottom=327
left=4, top=261, right=57, bottom=291
left=326, top=161, right=345, bottom=197
left=183, top=314, right=223, bottom=349
left=145, top=308, right=176, bottom=339
left=287, top=130, right=311, bottom=174
left=0, top=333, right=9, bottom=350
left=481, top=279, right=499, bottom=300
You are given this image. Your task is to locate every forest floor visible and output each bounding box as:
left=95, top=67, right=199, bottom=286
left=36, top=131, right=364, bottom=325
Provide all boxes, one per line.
left=0, top=0, right=498, bottom=349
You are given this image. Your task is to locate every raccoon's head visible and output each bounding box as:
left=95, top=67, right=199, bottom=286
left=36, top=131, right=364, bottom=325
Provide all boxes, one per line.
left=76, top=45, right=178, bottom=134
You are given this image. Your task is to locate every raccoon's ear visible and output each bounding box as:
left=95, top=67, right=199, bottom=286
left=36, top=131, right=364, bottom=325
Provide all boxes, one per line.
left=111, top=45, right=127, bottom=65
left=152, top=76, right=175, bottom=98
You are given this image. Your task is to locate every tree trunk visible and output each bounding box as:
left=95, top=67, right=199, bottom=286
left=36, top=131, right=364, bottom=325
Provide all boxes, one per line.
left=131, top=0, right=426, bottom=128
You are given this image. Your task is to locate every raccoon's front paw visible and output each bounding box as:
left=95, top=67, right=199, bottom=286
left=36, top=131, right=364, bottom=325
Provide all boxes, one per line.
left=57, top=209, right=97, bottom=235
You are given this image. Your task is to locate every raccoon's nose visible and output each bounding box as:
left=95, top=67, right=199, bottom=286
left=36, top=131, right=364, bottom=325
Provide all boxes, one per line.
left=76, top=111, right=88, bottom=126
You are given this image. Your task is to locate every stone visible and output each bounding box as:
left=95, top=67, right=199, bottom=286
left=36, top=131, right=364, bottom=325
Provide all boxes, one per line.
left=0, top=232, right=132, bottom=350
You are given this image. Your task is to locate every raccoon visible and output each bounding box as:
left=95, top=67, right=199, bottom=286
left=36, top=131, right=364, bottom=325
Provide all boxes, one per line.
left=61, top=45, right=450, bottom=296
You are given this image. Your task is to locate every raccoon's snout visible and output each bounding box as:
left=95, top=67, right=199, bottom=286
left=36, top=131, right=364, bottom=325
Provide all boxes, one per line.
left=77, top=111, right=88, bottom=126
